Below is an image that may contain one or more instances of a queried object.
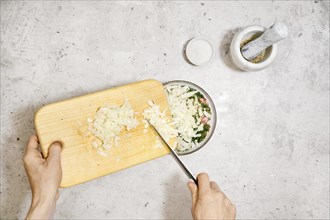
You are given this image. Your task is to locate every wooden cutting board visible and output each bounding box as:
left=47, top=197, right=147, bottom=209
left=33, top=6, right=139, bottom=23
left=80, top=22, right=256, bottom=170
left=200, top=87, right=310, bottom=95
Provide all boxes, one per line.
left=35, top=79, right=175, bottom=187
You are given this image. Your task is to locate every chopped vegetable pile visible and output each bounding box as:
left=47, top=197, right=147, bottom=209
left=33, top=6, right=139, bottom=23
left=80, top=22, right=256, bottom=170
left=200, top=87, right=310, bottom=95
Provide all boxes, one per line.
left=165, top=84, right=212, bottom=152
left=142, top=100, right=178, bottom=146
left=88, top=101, right=138, bottom=155
left=86, top=84, right=212, bottom=156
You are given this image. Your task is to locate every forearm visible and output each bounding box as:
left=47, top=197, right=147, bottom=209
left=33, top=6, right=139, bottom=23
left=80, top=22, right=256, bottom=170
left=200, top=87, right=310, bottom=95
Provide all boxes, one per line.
left=26, top=192, right=57, bottom=219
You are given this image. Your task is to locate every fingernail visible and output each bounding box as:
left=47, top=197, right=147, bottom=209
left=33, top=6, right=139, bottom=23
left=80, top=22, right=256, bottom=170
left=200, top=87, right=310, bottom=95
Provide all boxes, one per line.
left=51, top=141, right=62, bottom=148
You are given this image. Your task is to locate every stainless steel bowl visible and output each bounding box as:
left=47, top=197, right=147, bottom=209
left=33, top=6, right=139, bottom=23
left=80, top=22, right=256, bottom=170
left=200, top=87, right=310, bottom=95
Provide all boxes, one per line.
left=164, top=80, right=217, bottom=155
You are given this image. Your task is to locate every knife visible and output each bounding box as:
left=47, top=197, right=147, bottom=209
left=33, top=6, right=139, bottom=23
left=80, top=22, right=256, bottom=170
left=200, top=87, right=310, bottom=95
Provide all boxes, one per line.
left=147, top=121, right=198, bottom=185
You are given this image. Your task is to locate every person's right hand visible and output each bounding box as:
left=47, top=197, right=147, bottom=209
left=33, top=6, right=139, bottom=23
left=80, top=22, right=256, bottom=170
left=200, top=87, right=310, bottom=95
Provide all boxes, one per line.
left=188, top=173, right=236, bottom=220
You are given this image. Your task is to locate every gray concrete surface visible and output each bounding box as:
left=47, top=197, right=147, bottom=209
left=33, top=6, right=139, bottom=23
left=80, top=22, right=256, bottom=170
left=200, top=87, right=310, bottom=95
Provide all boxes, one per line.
left=1, top=1, right=329, bottom=219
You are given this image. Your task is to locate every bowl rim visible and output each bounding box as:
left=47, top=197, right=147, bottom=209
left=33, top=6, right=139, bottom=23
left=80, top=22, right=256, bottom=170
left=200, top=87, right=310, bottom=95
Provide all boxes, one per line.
left=163, top=80, right=217, bottom=155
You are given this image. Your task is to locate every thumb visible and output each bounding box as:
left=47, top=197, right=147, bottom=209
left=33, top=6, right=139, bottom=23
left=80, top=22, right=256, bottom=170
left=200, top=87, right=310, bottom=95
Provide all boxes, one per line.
left=188, top=181, right=198, bottom=206
left=47, top=141, right=62, bottom=164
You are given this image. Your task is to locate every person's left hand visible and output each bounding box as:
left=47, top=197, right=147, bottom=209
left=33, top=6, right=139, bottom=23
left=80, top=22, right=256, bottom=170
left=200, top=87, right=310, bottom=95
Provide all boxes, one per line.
left=23, top=135, right=62, bottom=219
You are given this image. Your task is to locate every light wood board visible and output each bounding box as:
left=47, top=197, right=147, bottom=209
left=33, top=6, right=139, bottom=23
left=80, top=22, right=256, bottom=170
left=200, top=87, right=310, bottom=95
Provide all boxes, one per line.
left=35, top=79, right=175, bottom=187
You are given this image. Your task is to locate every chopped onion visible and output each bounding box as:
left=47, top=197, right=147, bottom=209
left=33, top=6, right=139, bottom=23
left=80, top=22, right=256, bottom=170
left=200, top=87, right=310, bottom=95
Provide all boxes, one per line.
left=88, top=101, right=139, bottom=154
left=142, top=100, right=178, bottom=144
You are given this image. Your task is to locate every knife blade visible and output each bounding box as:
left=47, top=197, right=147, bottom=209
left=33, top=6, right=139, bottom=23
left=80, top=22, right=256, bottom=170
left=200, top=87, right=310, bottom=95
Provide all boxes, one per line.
left=147, top=121, right=198, bottom=185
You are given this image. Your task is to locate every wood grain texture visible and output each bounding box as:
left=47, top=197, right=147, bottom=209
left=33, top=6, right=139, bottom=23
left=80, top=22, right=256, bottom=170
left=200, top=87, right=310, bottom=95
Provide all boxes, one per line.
left=35, top=79, right=175, bottom=187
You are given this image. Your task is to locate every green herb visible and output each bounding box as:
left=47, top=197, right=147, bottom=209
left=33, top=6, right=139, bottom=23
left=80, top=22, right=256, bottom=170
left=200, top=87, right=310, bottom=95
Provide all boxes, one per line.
left=192, top=124, right=211, bottom=143
left=195, top=92, right=204, bottom=99
left=204, top=123, right=210, bottom=131
left=203, top=105, right=211, bottom=114
left=187, top=87, right=196, bottom=93
left=193, top=114, right=198, bottom=123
